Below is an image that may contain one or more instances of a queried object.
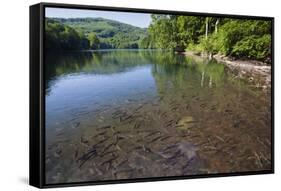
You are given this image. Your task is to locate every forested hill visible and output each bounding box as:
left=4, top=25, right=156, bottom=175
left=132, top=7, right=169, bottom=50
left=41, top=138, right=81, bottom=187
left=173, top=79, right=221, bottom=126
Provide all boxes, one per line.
left=45, top=16, right=272, bottom=63
left=47, top=17, right=147, bottom=49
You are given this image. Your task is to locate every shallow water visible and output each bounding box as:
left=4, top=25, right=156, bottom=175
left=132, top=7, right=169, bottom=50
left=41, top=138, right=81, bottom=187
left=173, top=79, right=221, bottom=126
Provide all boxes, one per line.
left=45, top=50, right=271, bottom=184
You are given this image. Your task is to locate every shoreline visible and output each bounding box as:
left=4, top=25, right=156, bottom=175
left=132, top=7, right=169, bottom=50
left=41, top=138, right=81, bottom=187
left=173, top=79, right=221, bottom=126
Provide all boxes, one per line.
left=179, top=51, right=271, bottom=89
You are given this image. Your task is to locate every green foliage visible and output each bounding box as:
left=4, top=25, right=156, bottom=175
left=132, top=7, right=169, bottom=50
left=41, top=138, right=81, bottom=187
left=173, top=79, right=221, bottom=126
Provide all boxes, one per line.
left=231, top=34, right=271, bottom=60
left=45, top=19, right=90, bottom=50
left=147, top=15, right=271, bottom=62
left=176, top=16, right=205, bottom=46
left=51, top=17, right=146, bottom=49
left=87, top=32, right=100, bottom=49
left=140, top=35, right=155, bottom=49
left=147, top=15, right=176, bottom=50
left=211, top=19, right=271, bottom=61
left=197, top=35, right=216, bottom=56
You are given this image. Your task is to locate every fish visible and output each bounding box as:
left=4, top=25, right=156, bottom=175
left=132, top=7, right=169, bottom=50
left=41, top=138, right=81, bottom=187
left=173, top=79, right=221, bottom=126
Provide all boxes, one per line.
left=144, top=131, right=161, bottom=138
left=121, top=115, right=133, bottom=122
left=74, top=149, right=79, bottom=159
left=100, top=155, right=119, bottom=167
left=167, top=150, right=183, bottom=160
left=54, top=149, right=62, bottom=158
left=116, top=159, right=128, bottom=168
left=56, top=132, right=64, bottom=136
left=80, top=136, right=90, bottom=147
left=100, top=143, right=116, bottom=155
left=134, top=123, right=141, bottom=129
left=72, top=122, right=80, bottom=128
left=148, top=136, right=162, bottom=143
left=77, top=149, right=97, bottom=168
left=160, top=135, right=171, bottom=141
left=96, top=131, right=107, bottom=136
left=97, top=125, right=111, bottom=131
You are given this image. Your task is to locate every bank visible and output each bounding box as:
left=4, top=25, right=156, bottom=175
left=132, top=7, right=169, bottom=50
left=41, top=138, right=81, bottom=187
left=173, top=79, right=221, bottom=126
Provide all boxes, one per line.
left=179, top=51, right=271, bottom=90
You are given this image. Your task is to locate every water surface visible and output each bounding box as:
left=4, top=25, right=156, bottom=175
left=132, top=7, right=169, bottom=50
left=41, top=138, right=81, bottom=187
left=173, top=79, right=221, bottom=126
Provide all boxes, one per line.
left=45, top=50, right=271, bottom=184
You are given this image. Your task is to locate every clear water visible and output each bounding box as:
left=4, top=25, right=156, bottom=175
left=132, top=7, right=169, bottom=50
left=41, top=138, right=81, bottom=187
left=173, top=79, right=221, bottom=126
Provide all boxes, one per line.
left=45, top=50, right=271, bottom=184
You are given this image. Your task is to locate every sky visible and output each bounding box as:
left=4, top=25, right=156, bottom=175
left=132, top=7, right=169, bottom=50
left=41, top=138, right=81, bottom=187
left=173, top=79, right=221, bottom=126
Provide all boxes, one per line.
left=45, top=8, right=152, bottom=28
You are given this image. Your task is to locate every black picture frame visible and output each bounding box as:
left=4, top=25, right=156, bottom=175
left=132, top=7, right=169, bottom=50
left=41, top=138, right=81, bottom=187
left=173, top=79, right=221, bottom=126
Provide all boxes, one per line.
left=30, top=2, right=274, bottom=188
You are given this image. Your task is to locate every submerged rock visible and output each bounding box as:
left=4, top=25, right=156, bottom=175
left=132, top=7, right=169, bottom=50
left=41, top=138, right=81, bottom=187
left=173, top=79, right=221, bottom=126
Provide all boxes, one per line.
left=176, top=116, right=196, bottom=130
left=178, top=141, right=198, bottom=160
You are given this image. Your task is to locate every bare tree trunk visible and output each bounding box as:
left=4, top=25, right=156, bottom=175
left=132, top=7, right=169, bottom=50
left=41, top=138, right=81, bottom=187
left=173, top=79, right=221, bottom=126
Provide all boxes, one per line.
left=209, top=76, right=212, bottom=88
left=205, top=18, right=209, bottom=39
left=215, top=19, right=219, bottom=34
left=201, top=71, right=205, bottom=87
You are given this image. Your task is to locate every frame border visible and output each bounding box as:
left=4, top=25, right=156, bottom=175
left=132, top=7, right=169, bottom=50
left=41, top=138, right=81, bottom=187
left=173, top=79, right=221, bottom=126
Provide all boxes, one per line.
left=30, top=2, right=274, bottom=188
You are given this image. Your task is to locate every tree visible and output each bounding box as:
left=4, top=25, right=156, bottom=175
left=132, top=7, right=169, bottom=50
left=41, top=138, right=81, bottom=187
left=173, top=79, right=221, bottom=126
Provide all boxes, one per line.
left=176, top=16, right=205, bottom=49
left=88, top=32, right=100, bottom=49
left=214, top=19, right=271, bottom=62
left=45, top=19, right=90, bottom=50
left=148, top=14, right=178, bottom=50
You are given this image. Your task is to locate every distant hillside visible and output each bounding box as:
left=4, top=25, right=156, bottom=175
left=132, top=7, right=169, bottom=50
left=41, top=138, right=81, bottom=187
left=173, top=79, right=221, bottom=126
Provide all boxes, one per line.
left=49, top=17, right=147, bottom=49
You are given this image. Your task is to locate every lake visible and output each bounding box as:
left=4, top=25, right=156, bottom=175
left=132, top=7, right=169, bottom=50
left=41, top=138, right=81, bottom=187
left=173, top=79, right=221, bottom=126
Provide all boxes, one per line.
left=45, top=50, right=271, bottom=184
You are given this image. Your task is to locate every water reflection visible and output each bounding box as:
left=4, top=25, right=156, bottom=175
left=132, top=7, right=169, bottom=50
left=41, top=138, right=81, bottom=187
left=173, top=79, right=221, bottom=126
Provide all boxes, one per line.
left=46, top=50, right=230, bottom=98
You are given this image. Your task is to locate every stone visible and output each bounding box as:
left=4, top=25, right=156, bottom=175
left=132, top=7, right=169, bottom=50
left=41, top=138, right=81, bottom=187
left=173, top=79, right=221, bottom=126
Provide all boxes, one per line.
left=176, top=116, right=196, bottom=130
